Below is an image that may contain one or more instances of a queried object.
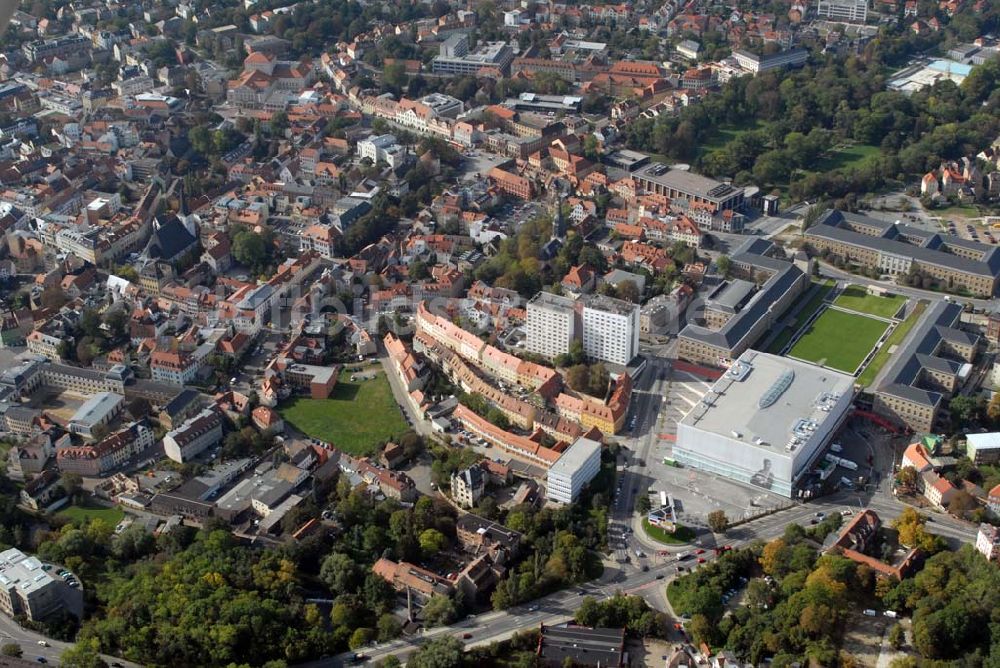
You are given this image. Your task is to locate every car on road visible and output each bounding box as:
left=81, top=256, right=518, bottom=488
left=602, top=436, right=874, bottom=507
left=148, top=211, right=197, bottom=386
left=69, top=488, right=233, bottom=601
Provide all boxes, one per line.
left=37, top=641, right=48, bottom=647
left=462, top=633, right=473, bottom=639
left=697, top=557, right=706, bottom=564
left=815, top=512, right=825, bottom=519
left=36, top=659, right=47, bottom=665
left=695, top=548, right=705, bottom=554
left=655, top=574, right=664, bottom=580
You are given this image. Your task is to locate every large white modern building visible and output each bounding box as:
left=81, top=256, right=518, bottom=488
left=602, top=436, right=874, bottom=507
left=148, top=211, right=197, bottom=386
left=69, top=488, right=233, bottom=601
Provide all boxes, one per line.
left=675, top=351, right=855, bottom=498
left=526, top=292, right=577, bottom=360
left=163, top=407, right=224, bottom=463
left=67, top=391, right=124, bottom=438
left=547, top=436, right=602, bottom=503
left=0, top=549, right=70, bottom=621
left=815, top=0, right=868, bottom=22
left=581, top=294, right=640, bottom=366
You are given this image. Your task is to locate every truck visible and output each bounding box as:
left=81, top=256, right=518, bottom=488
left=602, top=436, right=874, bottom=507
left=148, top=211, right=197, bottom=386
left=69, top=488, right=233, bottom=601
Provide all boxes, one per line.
left=824, top=453, right=840, bottom=465
left=830, top=443, right=843, bottom=454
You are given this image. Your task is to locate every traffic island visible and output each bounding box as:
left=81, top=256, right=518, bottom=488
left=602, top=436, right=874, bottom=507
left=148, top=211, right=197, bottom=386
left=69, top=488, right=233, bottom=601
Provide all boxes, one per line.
left=642, top=518, right=695, bottom=545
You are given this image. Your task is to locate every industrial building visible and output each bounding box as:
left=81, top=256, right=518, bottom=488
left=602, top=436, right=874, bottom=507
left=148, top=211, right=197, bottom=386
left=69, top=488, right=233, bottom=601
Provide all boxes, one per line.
left=546, top=436, right=602, bottom=503
left=676, top=351, right=855, bottom=498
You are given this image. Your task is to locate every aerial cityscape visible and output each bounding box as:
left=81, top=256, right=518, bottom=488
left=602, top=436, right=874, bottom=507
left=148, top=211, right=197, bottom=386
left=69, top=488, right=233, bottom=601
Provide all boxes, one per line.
left=0, top=0, right=997, bottom=665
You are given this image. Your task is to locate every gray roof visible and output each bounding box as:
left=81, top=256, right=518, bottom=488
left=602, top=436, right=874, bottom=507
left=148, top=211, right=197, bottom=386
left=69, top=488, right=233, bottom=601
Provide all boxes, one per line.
left=539, top=625, right=625, bottom=667
left=875, top=301, right=973, bottom=408
left=808, top=210, right=1000, bottom=280
left=634, top=164, right=740, bottom=203
left=707, top=279, right=756, bottom=314
left=679, top=241, right=804, bottom=353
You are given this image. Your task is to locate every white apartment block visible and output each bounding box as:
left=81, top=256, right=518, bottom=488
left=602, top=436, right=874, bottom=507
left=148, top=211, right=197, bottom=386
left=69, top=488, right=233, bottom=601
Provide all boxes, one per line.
left=976, top=523, right=999, bottom=561
left=581, top=294, right=640, bottom=366
left=526, top=292, right=577, bottom=360
left=815, top=0, right=868, bottom=22
left=547, top=437, right=602, bottom=503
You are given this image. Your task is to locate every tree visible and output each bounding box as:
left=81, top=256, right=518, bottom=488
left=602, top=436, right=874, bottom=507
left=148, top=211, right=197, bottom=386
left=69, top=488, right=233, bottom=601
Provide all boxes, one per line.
left=377, top=613, right=402, bottom=642
left=418, top=528, right=447, bottom=556
left=716, top=255, right=732, bottom=277
left=707, top=510, right=729, bottom=534
left=60, top=473, right=83, bottom=498
left=636, top=494, right=652, bottom=514
left=897, top=466, right=918, bottom=493
left=948, top=395, right=981, bottom=426
left=421, top=594, right=457, bottom=626
left=408, top=636, right=463, bottom=668
left=40, top=286, right=68, bottom=309
left=888, top=623, right=905, bottom=650
left=60, top=638, right=107, bottom=668
left=320, top=552, right=360, bottom=595
left=615, top=279, right=640, bottom=304
left=987, top=392, right=1000, bottom=423
left=1, top=644, right=22, bottom=658
left=232, top=227, right=269, bottom=271
left=946, top=489, right=976, bottom=515
left=760, top=538, right=790, bottom=577
left=348, top=628, right=374, bottom=651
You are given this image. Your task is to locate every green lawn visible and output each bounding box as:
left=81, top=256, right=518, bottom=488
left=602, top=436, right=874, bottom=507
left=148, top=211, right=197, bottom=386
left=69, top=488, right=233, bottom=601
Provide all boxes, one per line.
left=933, top=204, right=980, bottom=219
left=857, top=301, right=928, bottom=388
left=57, top=502, right=125, bottom=526
left=788, top=308, right=889, bottom=374
left=833, top=285, right=907, bottom=319
left=642, top=518, right=695, bottom=545
left=813, top=144, right=881, bottom=172
left=279, top=372, right=408, bottom=456
left=698, top=119, right=766, bottom=156
left=766, top=280, right=835, bottom=354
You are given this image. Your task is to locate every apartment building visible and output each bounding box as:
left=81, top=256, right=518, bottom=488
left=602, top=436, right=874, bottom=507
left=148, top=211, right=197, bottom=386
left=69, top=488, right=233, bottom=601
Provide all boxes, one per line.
left=372, top=557, right=454, bottom=601
left=546, top=436, right=602, bottom=503
left=581, top=294, right=640, bottom=366
left=163, top=408, right=224, bottom=463
left=873, top=301, right=977, bottom=433
left=451, top=464, right=485, bottom=508
left=56, top=422, right=155, bottom=477
left=976, top=523, right=1000, bottom=561
left=526, top=292, right=577, bottom=360
left=487, top=166, right=534, bottom=200
left=357, top=133, right=407, bottom=169
left=805, top=210, right=1000, bottom=297
left=432, top=36, right=514, bottom=76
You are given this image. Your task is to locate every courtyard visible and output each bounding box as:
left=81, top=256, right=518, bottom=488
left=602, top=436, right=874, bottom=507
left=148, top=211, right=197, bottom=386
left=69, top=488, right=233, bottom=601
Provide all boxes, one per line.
left=788, top=308, right=890, bottom=375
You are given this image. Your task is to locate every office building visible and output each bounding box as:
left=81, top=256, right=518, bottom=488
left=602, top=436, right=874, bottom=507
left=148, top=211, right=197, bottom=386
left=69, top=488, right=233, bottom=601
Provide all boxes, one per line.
left=873, top=301, right=977, bottom=433
left=433, top=39, right=514, bottom=76
left=966, top=432, right=1000, bottom=465
left=632, top=164, right=745, bottom=213
left=676, top=351, right=855, bottom=498
left=816, top=0, right=868, bottom=22
left=805, top=209, right=1000, bottom=297
left=0, top=549, right=68, bottom=622
left=547, top=436, right=602, bottom=503
left=357, top=133, right=407, bottom=169
left=538, top=625, right=626, bottom=668
left=581, top=294, right=640, bottom=366
left=678, top=238, right=809, bottom=367
left=526, top=292, right=577, bottom=360
left=731, top=48, right=808, bottom=74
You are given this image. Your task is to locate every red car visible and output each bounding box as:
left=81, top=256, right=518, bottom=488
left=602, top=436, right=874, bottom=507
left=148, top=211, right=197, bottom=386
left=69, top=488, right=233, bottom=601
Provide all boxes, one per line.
left=695, top=548, right=705, bottom=555
left=697, top=557, right=706, bottom=564
left=462, top=633, right=473, bottom=640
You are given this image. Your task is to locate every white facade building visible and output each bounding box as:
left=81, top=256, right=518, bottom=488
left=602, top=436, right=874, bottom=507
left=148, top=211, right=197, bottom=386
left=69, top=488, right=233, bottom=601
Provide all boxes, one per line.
left=675, top=351, right=855, bottom=498
left=526, top=292, right=577, bottom=360
left=163, top=408, right=223, bottom=463
left=975, top=523, right=999, bottom=561
left=581, top=294, right=640, bottom=366
left=547, top=436, right=602, bottom=503
left=815, top=0, right=868, bottom=22
left=357, top=133, right=407, bottom=169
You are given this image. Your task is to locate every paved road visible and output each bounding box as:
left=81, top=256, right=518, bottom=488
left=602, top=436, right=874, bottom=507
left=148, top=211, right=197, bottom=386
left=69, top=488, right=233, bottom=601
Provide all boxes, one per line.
left=0, top=613, right=137, bottom=667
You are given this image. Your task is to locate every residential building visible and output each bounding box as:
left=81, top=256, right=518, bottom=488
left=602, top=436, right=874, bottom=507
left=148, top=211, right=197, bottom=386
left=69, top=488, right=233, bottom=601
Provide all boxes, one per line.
left=920, top=470, right=957, bottom=509
left=357, top=134, right=407, bottom=169
left=581, top=294, right=640, bottom=366
left=547, top=436, right=602, bottom=503
left=163, top=408, right=224, bottom=463
left=976, top=523, right=1000, bottom=561
left=451, top=464, right=485, bottom=508
left=56, top=422, right=155, bottom=477
left=456, top=513, right=521, bottom=562
left=372, top=557, right=454, bottom=601
left=526, top=292, right=577, bottom=360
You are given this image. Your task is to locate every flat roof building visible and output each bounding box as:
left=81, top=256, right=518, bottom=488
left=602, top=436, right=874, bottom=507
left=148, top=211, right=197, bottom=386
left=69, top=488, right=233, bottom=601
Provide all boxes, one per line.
left=547, top=436, right=602, bottom=503
left=581, top=294, right=640, bottom=366
left=676, top=351, right=855, bottom=497
left=526, top=292, right=577, bottom=360
left=966, top=432, right=1000, bottom=465
left=0, top=549, right=72, bottom=622
left=538, top=624, right=626, bottom=668
left=632, top=164, right=745, bottom=213
left=67, top=391, right=124, bottom=438
left=433, top=39, right=514, bottom=76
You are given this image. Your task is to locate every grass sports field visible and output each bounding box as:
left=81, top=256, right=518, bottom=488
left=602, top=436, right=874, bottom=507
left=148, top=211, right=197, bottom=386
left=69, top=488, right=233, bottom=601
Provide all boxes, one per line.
left=279, top=372, right=408, bottom=456
left=834, top=285, right=906, bottom=319
left=789, top=308, right=889, bottom=374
